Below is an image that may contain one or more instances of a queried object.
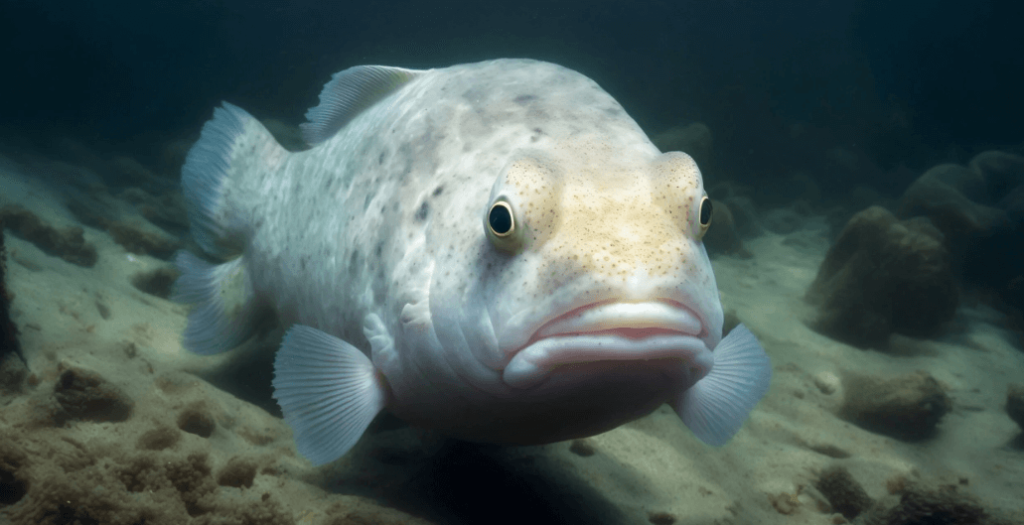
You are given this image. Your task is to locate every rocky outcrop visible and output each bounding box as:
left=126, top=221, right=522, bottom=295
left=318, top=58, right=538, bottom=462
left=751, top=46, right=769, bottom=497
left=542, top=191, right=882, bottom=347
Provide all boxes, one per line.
left=805, top=206, right=958, bottom=348
left=899, top=151, right=1024, bottom=316
left=839, top=370, right=950, bottom=441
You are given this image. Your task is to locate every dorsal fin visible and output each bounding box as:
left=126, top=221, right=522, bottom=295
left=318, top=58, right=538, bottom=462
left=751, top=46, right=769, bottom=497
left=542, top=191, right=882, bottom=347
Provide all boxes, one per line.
left=300, top=65, right=425, bottom=145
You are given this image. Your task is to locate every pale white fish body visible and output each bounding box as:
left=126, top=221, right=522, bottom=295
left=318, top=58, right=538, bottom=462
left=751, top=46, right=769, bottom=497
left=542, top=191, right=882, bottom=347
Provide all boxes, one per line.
left=174, top=59, right=772, bottom=466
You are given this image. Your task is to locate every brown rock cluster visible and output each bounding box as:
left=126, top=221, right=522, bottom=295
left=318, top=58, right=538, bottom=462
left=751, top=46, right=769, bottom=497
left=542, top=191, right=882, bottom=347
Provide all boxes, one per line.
left=805, top=206, right=958, bottom=348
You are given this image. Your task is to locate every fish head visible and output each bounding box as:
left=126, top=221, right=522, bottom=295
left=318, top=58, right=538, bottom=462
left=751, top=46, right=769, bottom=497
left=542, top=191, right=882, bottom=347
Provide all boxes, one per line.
left=424, top=132, right=723, bottom=403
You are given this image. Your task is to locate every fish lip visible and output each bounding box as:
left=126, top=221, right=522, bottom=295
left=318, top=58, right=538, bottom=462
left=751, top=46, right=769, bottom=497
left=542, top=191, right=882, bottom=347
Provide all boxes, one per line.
left=533, top=299, right=706, bottom=340
left=501, top=300, right=712, bottom=389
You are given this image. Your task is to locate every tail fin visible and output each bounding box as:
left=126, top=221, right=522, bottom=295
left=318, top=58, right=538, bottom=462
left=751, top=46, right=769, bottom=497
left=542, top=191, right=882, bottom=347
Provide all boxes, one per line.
left=172, top=251, right=267, bottom=355
left=181, top=102, right=285, bottom=259
left=175, top=102, right=283, bottom=354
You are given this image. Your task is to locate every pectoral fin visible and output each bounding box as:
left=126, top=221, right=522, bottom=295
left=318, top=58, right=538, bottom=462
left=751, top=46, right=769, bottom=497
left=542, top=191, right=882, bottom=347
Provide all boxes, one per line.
left=272, top=325, right=389, bottom=465
left=671, top=324, right=772, bottom=446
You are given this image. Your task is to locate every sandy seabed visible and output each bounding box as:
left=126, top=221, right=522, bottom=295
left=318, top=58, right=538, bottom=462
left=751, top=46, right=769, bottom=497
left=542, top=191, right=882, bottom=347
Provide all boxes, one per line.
left=1, top=157, right=1022, bottom=525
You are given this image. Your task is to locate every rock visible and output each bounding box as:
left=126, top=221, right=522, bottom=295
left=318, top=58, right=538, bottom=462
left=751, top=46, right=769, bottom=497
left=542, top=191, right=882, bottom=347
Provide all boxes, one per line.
left=131, top=267, right=180, bottom=299
left=0, top=423, right=436, bottom=525
left=898, top=162, right=1008, bottom=240
left=119, top=187, right=190, bottom=236
left=702, top=200, right=752, bottom=257
left=64, top=184, right=187, bottom=255
left=0, top=354, right=27, bottom=396
left=650, top=122, right=714, bottom=168
left=1006, top=383, right=1024, bottom=431
left=899, top=151, right=1024, bottom=316
left=0, top=223, right=21, bottom=363
left=52, top=367, right=134, bottom=426
left=721, top=195, right=764, bottom=238
left=176, top=403, right=217, bottom=438
left=969, top=150, right=1024, bottom=196
left=0, top=205, right=98, bottom=267
left=815, top=466, right=873, bottom=520
left=805, top=206, right=958, bottom=348
left=137, top=426, right=181, bottom=451
left=813, top=372, right=841, bottom=395
left=861, top=484, right=997, bottom=525
left=107, top=220, right=180, bottom=259
left=216, top=456, right=258, bottom=488
left=707, top=182, right=765, bottom=238
left=839, top=370, right=950, bottom=441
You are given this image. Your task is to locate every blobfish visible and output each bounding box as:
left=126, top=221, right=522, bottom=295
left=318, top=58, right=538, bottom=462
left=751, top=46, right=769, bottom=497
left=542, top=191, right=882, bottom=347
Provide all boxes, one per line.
left=174, top=59, right=772, bottom=466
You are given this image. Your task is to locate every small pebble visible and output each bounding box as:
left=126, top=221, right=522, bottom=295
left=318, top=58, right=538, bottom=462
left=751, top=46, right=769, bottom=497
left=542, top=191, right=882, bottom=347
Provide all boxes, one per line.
left=569, top=439, right=595, bottom=457
left=814, top=372, right=840, bottom=395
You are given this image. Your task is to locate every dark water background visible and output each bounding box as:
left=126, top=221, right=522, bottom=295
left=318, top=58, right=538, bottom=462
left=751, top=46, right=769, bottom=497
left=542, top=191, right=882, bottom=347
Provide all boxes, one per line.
left=1, top=0, right=1022, bottom=199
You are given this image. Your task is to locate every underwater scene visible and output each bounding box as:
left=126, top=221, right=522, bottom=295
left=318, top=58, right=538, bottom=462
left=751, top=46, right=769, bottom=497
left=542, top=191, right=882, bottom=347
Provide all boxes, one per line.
left=0, top=1, right=1022, bottom=524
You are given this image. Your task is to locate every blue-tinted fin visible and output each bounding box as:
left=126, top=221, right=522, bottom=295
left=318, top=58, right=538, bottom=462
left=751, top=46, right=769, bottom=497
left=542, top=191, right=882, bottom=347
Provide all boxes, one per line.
left=272, top=325, right=389, bottom=466
left=171, top=251, right=265, bottom=355
left=181, top=101, right=283, bottom=259
left=671, top=324, right=772, bottom=446
left=300, top=65, right=425, bottom=146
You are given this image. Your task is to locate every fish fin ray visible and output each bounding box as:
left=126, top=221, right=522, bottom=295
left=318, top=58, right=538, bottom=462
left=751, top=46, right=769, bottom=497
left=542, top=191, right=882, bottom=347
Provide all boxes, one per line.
left=272, top=325, right=388, bottom=466
left=672, top=324, right=772, bottom=446
left=300, top=65, right=425, bottom=145
left=172, top=251, right=267, bottom=355
left=181, top=101, right=284, bottom=259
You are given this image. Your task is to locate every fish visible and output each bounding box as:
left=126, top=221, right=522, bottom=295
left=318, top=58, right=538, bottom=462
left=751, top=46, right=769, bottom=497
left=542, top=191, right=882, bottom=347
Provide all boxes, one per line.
left=173, top=58, right=772, bottom=466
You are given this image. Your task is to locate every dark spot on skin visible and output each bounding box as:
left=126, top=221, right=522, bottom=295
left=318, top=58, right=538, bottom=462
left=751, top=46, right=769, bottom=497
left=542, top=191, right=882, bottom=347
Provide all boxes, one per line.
left=349, top=249, right=360, bottom=269
left=432, top=185, right=445, bottom=197
left=376, top=243, right=383, bottom=258
left=415, top=200, right=429, bottom=222
left=378, top=152, right=385, bottom=165
left=514, top=94, right=538, bottom=105
left=533, top=128, right=544, bottom=134
left=300, top=256, right=308, bottom=271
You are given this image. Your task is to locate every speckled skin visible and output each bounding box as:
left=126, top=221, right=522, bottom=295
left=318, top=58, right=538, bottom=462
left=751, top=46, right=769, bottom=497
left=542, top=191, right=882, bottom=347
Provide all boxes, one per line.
left=225, top=59, right=723, bottom=443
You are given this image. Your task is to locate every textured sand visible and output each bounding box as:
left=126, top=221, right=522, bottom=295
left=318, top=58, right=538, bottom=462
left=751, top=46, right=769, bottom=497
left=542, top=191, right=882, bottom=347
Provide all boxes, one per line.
left=1, top=157, right=1022, bottom=524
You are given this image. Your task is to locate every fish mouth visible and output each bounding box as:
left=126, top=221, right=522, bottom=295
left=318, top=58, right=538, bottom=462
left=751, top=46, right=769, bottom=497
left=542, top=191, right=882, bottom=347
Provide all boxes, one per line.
left=502, top=300, right=712, bottom=389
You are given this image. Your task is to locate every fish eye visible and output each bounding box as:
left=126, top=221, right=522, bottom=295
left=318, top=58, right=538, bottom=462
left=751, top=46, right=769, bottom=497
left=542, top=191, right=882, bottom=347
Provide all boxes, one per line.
left=488, top=201, right=514, bottom=237
left=698, top=196, right=713, bottom=236
left=485, top=199, right=524, bottom=253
